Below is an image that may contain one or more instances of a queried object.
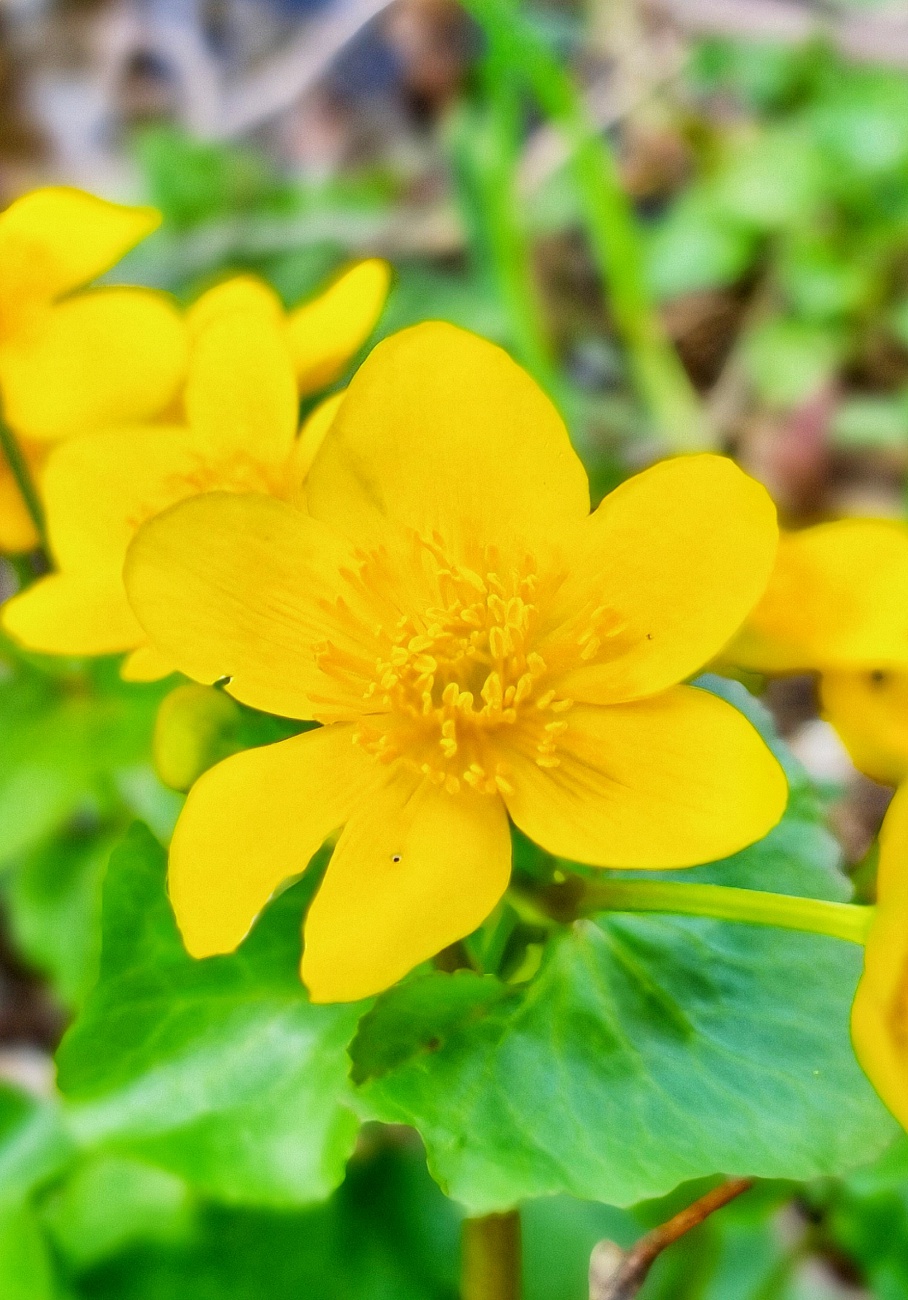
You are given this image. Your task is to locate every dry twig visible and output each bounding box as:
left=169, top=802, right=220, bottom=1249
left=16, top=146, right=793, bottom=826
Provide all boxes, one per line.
left=589, top=1178, right=754, bottom=1299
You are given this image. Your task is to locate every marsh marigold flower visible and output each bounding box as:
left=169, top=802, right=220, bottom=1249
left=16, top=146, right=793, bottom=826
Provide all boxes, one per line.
left=123, top=323, right=787, bottom=1002
left=1, top=262, right=389, bottom=678
left=728, top=519, right=908, bottom=783
left=852, top=780, right=908, bottom=1129
left=0, top=187, right=185, bottom=440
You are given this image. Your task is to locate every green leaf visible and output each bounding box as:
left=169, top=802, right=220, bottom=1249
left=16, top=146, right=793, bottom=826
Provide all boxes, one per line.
left=6, top=827, right=112, bottom=1007
left=0, top=1203, right=58, bottom=1300
left=646, top=190, right=757, bottom=299
left=712, top=127, right=826, bottom=231
left=0, top=647, right=174, bottom=866
left=56, top=826, right=362, bottom=1207
left=41, top=1154, right=192, bottom=1269
left=832, top=394, right=908, bottom=450
left=743, top=317, right=844, bottom=409
left=352, top=691, right=893, bottom=1212
left=0, top=1085, right=73, bottom=1204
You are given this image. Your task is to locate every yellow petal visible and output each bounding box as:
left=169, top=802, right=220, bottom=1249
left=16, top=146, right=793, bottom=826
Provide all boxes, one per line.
left=306, top=321, right=589, bottom=557
left=0, top=438, right=45, bottom=552
left=820, top=670, right=908, bottom=786
left=303, top=773, right=511, bottom=1002
left=41, top=425, right=196, bottom=574
left=502, top=686, right=787, bottom=868
left=0, top=187, right=160, bottom=315
left=186, top=275, right=284, bottom=340
left=544, top=455, right=778, bottom=703
left=185, top=299, right=298, bottom=466
left=121, top=642, right=177, bottom=682
left=0, top=288, right=186, bottom=440
left=2, top=572, right=142, bottom=655
left=169, top=723, right=374, bottom=957
left=731, top=520, right=908, bottom=673
left=288, top=259, right=390, bottom=396
left=851, top=781, right=908, bottom=1130
left=293, top=390, right=346, bottom=487
left=124, top=491, right=355, bottom=720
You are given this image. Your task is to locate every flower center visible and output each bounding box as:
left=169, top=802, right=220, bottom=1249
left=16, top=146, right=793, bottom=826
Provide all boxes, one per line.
left=315, top=534, right=581, bottom=795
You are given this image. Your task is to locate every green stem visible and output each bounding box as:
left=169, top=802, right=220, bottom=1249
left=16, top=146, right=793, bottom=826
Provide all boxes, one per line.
left=461, top=0, right=708, bottom=448
left=0, top=414, right=47, bottom=550
left=582, top=879, right=874, bottom=946
left=462, top=1211, right=522, bottom=1300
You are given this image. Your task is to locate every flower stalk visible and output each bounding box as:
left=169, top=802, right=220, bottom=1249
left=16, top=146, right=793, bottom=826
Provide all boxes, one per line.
left=462, top=1210, right=522, bottom=1300
left=0, top=413, right=47, bottom=551
left=580, top=879, right=874, bottom=946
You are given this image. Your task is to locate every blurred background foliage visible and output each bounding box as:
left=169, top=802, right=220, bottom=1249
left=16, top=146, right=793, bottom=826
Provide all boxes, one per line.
left=3, top=0, right=908, bottom=1295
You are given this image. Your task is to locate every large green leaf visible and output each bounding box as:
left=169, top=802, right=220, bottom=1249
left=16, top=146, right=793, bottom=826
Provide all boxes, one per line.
left=0, top=1085, right=73, bottom=1204
left=56, top=826, right=362, bottom=1206
left=351, top=686, right=895, bottom=1212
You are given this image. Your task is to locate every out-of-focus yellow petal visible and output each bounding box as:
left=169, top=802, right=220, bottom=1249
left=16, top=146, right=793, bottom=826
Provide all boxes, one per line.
left=502, top=685, right=787, bottom=868
left=0, top=187, right=160, bottom=318
left=41, top=425, right=196, bottom=573
left=2, top=572, right=142, bottom=655
left=292, top=390, right=345, bottom=489
left=124, top=492, right=355, bottom=720
left=306, top=321, right=589, bottom=558
left=288, top=259, right=390, bottom=396
left=851, top=781, right=908, bottom=1130
left=821, top=670, right=908, bottom=786
left=0, top=289, right=186, bottom=441
left=121, top=642, right=177, bottom=682
left=0, top=438, right=45, bottom=552
left=186, top=275, right=284, bottom=339
left=544, top=455, right=778, bottom=704
left=303, top=772, right=511, bottom=1002
left=730, top=520, right=908, bottom=673
left=185, top=302, right=298, bottom=466
left=168, top=723, right=373, bottom=958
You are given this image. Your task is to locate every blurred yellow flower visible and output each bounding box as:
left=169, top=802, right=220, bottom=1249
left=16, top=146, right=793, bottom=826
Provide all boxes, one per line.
left=0, top=436, right=46, bottom=552
left=123, top=322, right=787, bottom=1003
left=1, top=263, right=388, bottom=675
left=852, top=780, right=908, bottom=1130
left=0, top=187, right=185, bottom=441
left=727, top=519, right=908, bottom=783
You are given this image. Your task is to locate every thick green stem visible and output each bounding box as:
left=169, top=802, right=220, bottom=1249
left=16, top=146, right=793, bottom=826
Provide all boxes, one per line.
left=462, top=1211, right=522, bottom=1300
left=582, top=879, right=874, bottom=946
left=0, top=415, right=46, bottom=550
left=461, top=0, right=707, bottom=448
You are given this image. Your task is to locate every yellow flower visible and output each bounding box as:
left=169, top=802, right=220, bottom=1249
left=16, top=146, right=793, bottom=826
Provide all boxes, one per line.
left=0, top=436, right=46, bottom=552
left=727, top=519, right=908, bottom=784
left=852, top=780, right=908, bottom=1130
left=1, top=263, right=389, bottom=676
left=729, top=519, right=908, bottom=674
left=122, top=323, right=787, bottom=1003
left=0, top=187, right=185, bottom=440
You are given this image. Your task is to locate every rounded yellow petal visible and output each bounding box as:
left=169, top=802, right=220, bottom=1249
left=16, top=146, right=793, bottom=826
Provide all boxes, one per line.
left=303, top=774, right=511, bottom=1003
left=0, top=288, right=187, bottom=441
left=820, top=670, right=908, bottom=786
left=288, top=259, right=390, bottom=396
left=121, top=642, right=177, bottom=683
left=169, top=724, right=374, bottom=957
left=0, top=187, right=160, bottom=313
left=292, top=390, right=346, bottom=486
left=2, top=572, right=142, bottom=655
left=851, top=781, right=908, bottom=1130
left=0, top=438, right=45, bottom=552
left=306, top=321, right=589, bottom=557
left=41, top=425, right=196, bottom=574
left=544, top=455, right=778, bottom=703
left=185, top=301, right=298, bottom=466
left=186, top=274, right=284, bottom=340
left=124, top=492, right=355, bottom=720
left=731, top=520, right=908, bottom=673
left=502, top=686, right=787, bottom=868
